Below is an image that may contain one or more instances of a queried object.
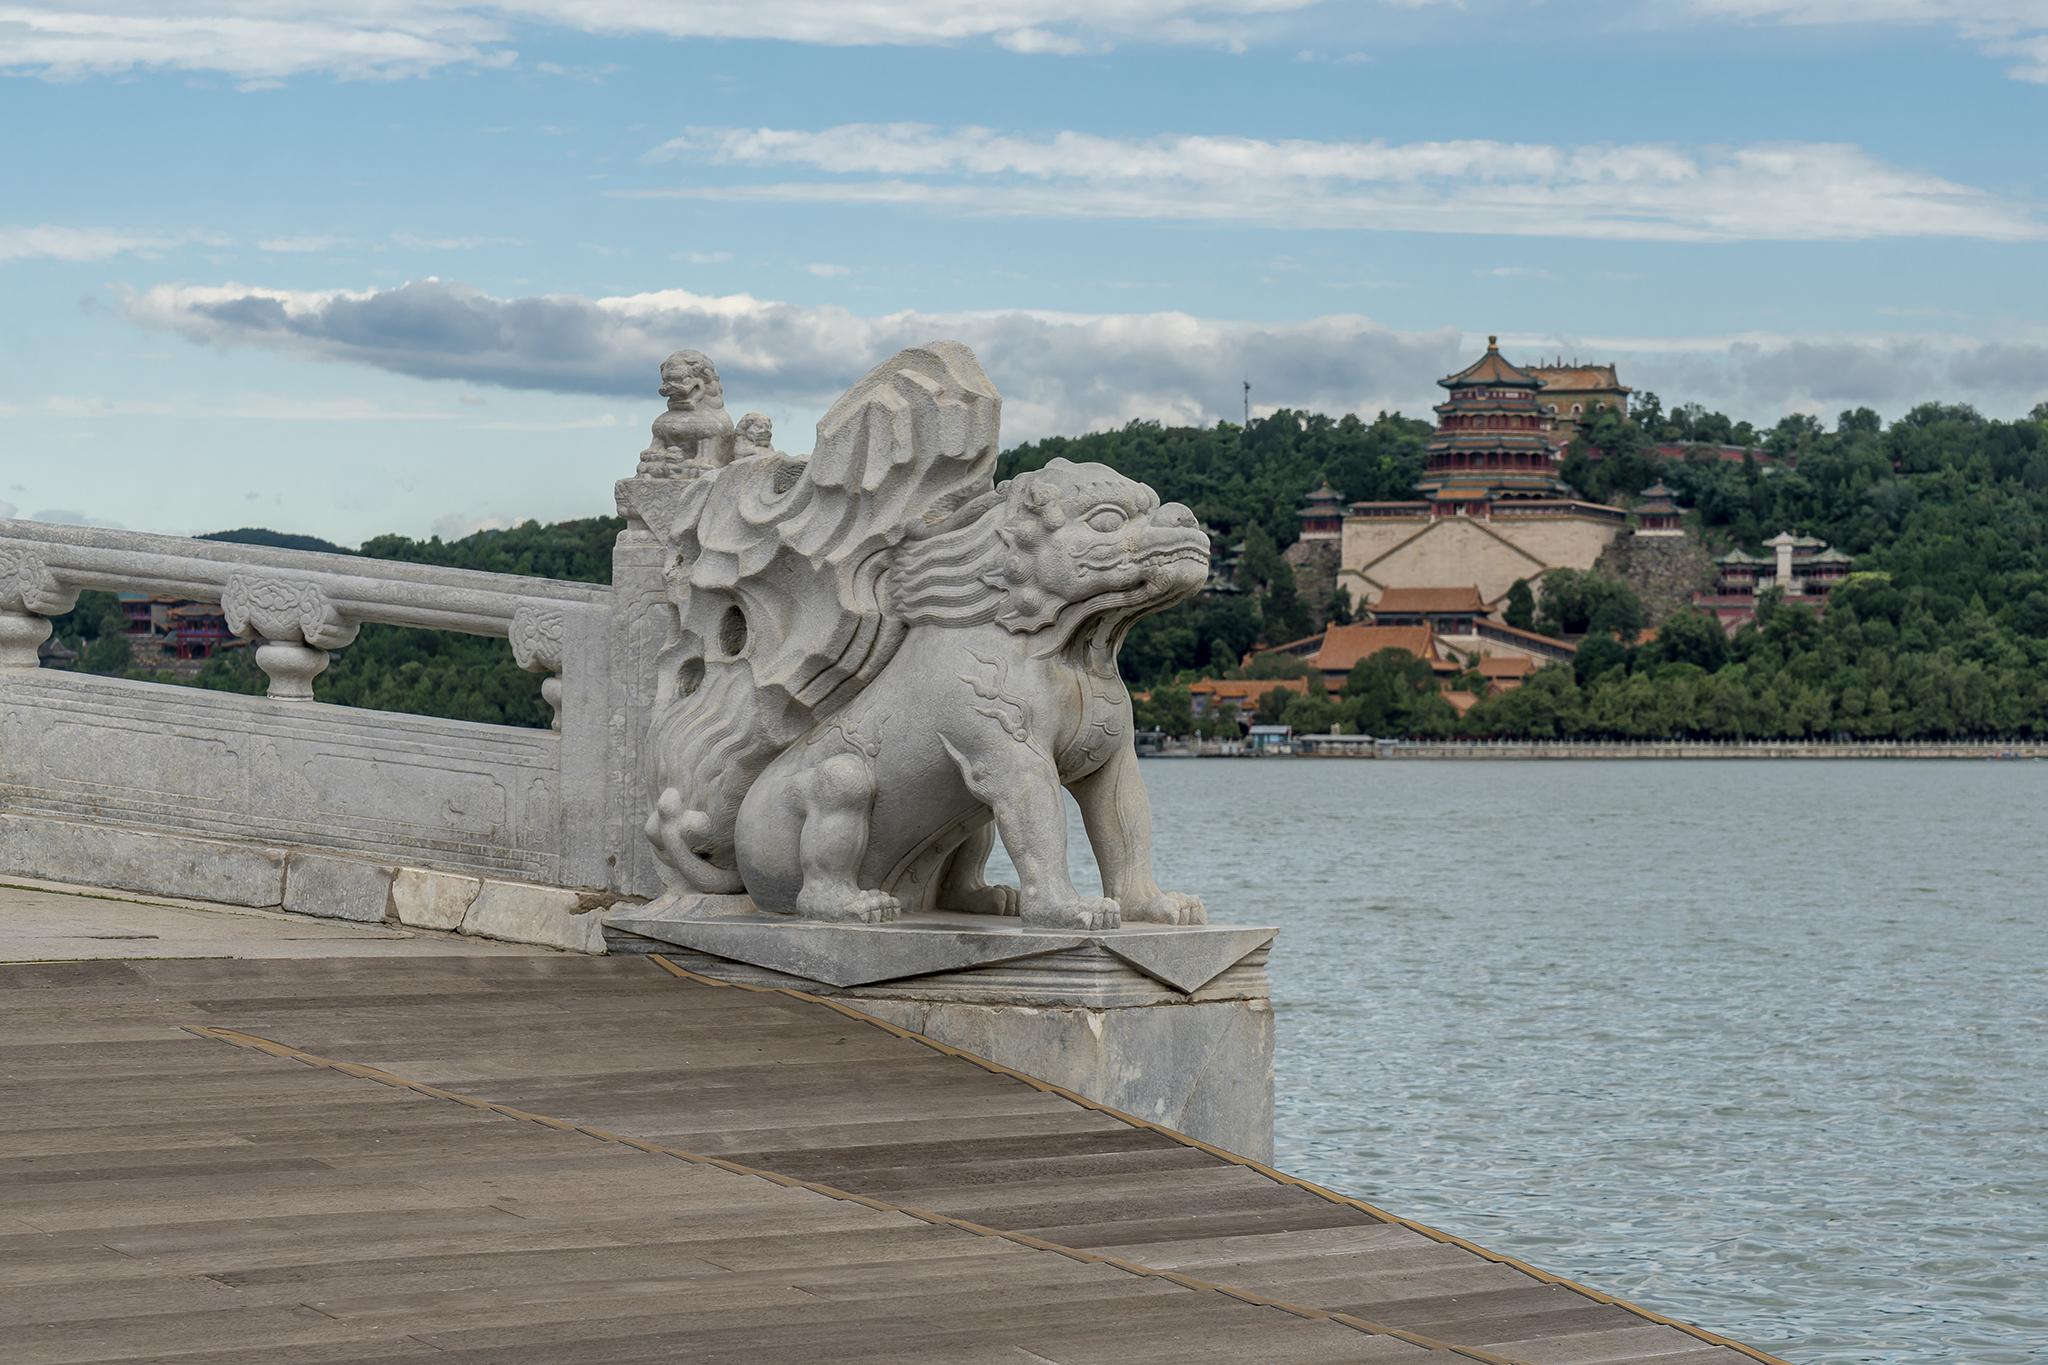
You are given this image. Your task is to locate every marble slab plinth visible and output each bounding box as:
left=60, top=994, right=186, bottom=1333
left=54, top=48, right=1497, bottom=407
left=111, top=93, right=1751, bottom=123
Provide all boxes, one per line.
left=603, top=900, right=1274, bottom=1004
left=603, top=898, right=1278, bottom=1158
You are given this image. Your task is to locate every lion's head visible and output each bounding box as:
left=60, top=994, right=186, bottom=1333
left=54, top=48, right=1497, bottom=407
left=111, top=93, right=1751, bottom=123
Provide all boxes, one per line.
left=658, top=350, right=723, bottom=410
left=886, top=458, right=1209, bottom=644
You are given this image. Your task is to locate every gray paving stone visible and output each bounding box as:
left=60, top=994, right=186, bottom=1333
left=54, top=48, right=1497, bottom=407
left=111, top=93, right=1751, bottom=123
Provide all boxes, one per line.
left=283, top=852, right=395, bottom=923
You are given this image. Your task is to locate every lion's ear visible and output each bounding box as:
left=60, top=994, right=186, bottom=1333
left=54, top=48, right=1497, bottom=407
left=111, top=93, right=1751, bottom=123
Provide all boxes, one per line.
left=1023, top=481, right=1066, bottom=527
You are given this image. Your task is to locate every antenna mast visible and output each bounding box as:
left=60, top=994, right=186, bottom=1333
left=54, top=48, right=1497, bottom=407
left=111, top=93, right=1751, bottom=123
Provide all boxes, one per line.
left=1242, top=376, right=1251, bottom=429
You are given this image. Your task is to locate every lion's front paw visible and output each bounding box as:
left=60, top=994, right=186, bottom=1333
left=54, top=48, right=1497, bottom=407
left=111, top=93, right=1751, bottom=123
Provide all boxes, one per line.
left=1022, top=894, right=1121, bottom=931
left=797, top=886, right=901, bottom=924
left=944, top=884, right=1020, bottom=917
left=1119, top=890, right=1207, bottom=925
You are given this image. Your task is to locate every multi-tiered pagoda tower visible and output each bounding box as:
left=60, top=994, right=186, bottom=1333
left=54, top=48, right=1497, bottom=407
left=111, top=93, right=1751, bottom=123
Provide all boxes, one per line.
left=1416, top=336, right=1571, bottom=512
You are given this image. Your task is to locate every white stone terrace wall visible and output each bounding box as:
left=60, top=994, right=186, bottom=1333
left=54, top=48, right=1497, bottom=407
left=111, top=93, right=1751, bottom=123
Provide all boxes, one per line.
left=0, top=519, right=651, bottom=936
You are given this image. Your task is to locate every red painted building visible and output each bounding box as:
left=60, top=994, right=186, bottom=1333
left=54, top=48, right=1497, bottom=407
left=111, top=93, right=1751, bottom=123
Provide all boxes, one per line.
left=1419, top=337, right=1572, bottom=509
left=167, top=603, right=234, bottom=660
left=116, top=592, right=238, bottom=663
left=1692, top=532, right=1853, bottom=630
left=1295, top=481, right=1345, bottom=540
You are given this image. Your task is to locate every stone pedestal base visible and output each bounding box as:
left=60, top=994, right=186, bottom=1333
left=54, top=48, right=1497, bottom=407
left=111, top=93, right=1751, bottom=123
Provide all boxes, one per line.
left=605, top=901, right=1276, bottom=1160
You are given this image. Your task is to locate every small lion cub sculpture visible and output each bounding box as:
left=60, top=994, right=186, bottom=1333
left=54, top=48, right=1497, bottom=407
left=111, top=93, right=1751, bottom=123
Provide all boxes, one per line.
left=636, top=341, right=1210, bottom=930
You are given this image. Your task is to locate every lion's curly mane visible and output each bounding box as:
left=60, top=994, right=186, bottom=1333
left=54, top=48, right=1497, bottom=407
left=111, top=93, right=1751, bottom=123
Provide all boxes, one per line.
left=884, top=462, right=1176, bottom=650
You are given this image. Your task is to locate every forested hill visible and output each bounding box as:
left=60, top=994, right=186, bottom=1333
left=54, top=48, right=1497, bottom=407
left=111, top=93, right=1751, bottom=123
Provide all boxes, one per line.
left=199, top=528, right=353, bottom=556
left=50, top=397, right=2048, bottom=737
left=999, top=409, right=1432, bottom=549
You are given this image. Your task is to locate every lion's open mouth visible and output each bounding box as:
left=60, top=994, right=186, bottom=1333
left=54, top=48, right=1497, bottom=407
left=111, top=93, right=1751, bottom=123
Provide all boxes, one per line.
left=1136, top=537, right=1210, bottom=569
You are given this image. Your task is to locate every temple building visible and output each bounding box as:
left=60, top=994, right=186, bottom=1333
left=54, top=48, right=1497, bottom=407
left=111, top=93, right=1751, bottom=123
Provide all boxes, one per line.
left=1526, top=360, right=1631, bottom=436
left=1416, top=338, right=1572, bottom=506
left=1258, top=586, right=1577, bottom=692
left=1692, top=531, right=1854, bottom=630
left=1325, top=338, right=1632, bottom=613
left=115, top=591, right=239, bottom=670
left=1633, top=482, right=1683, bottom=537
left=1296, top=481, right=1345, bottom=542
left=1370, top=586, right=1487, bottom=633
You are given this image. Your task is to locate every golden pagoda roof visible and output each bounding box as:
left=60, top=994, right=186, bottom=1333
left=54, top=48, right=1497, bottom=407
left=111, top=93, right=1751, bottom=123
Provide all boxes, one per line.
left=1527, top=363, right=1631, bottom=395
left=1440, top=337, right=1542, bottom=391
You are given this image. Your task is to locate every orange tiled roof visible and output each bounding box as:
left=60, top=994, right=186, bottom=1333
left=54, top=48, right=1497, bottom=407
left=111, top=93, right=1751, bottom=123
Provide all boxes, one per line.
left=1373, top=586, right=1487, bottom=615
left=1188, top=677, right=1309, bottom=704
left=1440, top=690, right=1481, bottom=716
left=1527, top=363, right=1630, bottom=394
left=1440, top=337, right=1540, bottom=390
left=1483, top=621, right=1579, bottom=654
left=1313, top=623, right=1437, bottom=674
left=1477, top=655, right=1541, bottom=679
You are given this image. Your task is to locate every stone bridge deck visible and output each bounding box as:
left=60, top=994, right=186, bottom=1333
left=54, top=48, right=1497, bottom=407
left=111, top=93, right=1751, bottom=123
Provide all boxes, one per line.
left=2, top=883, right=1787, bottom=1365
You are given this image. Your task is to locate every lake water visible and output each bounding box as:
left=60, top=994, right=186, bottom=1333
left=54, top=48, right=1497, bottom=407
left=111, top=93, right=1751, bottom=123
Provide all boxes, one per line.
left=1005, top=760, right=2048, bottom=1364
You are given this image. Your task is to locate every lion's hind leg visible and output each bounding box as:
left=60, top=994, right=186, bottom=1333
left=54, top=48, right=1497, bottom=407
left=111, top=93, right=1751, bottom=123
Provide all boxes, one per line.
left=935, top=821, right=1019, bottom=917
left=792, top=753, right=900, bottom=924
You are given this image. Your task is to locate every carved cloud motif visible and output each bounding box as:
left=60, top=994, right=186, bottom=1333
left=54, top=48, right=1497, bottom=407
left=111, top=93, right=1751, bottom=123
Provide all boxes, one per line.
left=0, top=547, right=80, bottom=617
left=510, top=606, right=566, bottom=675
left=221, top=575, right=360, bottom=650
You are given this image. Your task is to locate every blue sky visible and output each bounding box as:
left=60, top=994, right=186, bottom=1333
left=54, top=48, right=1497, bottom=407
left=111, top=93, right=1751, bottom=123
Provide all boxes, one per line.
left=3, top=0, right=2045, bottom=544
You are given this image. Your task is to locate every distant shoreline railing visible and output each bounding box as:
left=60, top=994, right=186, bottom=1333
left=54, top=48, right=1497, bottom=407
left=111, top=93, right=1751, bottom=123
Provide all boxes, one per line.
left=1291, top=736, right=2042, bottom=760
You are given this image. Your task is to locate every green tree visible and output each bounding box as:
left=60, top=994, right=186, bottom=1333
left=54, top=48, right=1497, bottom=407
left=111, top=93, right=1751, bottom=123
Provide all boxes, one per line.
left=1537, top=569, right=1644, bottom=639
left=1258, top=562, right=1313, bottom=643
left=1648, top=608, right=1728, bottom=672
left=1502, top=578, right=1536, bottom=632
left=1573, top=633, right=1630, bottom=686
left=1343, top=648, right=1443, bottom=736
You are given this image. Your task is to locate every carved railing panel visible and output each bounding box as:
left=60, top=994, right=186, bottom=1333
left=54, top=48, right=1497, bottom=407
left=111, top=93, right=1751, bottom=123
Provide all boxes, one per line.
left=0, top=517, right=619, bottom=893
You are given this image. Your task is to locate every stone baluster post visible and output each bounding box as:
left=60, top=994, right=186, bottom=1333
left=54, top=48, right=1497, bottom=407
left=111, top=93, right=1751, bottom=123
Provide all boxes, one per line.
left=0, top=547, right=79, bottom=670
left=510, top=605, right=566, bottom=730
left=221, top=574, right=359, bottom=700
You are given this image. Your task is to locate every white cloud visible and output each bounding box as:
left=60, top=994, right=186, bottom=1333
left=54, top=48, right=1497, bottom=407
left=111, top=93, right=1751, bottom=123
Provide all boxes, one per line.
left=633, top=124, right=2044, bottom=244
left=26, top=508, right=126, bottom=529
left=0, top=224, right=216, bottom=263
left=389, top=232, right=523, bottom=250
left=1682, top=0, right=2048, bottom=81
left=0, top=5, right=513, bottom=80
left=679, top=250, right=735, bottom=265
left=0, top=393, right=469, bottom=422
left=802, top=262, right=852, bottom=278
left=256, top=234, right=351, bottom=253
left=431, top=511, right=511, bottom=540
left=120, top=278, right=2048, bottom=442
left=0, top=1, right=1322, bottom=81
left=123, top=277, right=1467, bottom=440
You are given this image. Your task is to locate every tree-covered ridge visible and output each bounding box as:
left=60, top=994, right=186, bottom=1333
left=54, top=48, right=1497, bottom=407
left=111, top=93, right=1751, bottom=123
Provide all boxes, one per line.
left=1230, top=399, right=2048, bottom=741
left=199, top=528, right=353, bottom=555
left=41, top=397, right=2048, bottom=739
left=1456, top=579, right=2048, bottom=740
left=999, top=409, right=1431, bottom=549
left=358, top=517, right=622, bottom=584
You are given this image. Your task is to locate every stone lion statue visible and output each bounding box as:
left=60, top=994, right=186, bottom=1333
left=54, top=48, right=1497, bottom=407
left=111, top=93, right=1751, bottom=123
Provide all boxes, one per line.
left=732, top=411, right=775, bottom=461
left=638, top=349, right=732, bottom=476
left=636, top=341, right=1209, bottom=929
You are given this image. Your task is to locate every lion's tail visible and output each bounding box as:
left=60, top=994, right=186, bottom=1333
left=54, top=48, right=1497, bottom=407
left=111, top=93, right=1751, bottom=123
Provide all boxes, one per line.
left=646, top=788, right=747, bottom=894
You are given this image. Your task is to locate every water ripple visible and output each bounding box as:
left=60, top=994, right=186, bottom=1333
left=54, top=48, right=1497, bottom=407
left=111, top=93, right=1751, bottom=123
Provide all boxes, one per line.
left=998, top=759, right=2048, bottom=1364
